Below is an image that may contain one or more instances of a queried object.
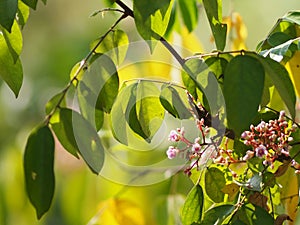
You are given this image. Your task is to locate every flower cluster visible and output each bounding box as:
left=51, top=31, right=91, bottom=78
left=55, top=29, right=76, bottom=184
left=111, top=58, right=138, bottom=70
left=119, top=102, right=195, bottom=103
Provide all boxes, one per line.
left=241, top=111, right=296, bottom=168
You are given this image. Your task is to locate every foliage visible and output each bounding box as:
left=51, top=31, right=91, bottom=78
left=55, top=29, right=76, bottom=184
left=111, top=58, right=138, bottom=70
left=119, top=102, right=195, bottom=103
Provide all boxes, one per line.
left=1, top=0, right=300, bottom=224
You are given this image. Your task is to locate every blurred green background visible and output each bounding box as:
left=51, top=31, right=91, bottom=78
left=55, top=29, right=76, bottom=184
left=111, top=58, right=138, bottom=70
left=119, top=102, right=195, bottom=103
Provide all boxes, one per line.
left=0, top=0, right=300, bottom=224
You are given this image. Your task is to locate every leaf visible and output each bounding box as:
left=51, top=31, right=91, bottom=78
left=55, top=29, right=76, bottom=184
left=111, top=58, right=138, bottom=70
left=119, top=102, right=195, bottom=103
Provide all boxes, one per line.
left=178, top=0, right=198, bottom=32
left=205, top=167, right=226, bottom=203
left=82, top=54, right=119, bottom=113
left=282, top=11, right=300, bottom=25
left=51, top=108, right=104, bottom=174
left=24, top=125, right=55, bottom=219
left=89, top=198, right=145, bottom=225
left=92, top=29, right=129, bottom=65
left=17, top=0, right=30, bottom=29
left=0, top=0, right=18, bottom=32
left=159, top=84, right=191, bottom=119
left=21, top=0, right=38, bottom=10
left=0, top=28, right=23, bottom=97
left=201, top=204, right=235, bottom=225
left=221, top=183, right=239, bottom=201
left=254, top=54, right=296, bottom=118
left=202, top=0, right=227, bottom=51
left=45, top=92, right=66, bottom=115
left=133, top=0, right=174, bottom=51
left=181, top=184, right=203, bottom=225
left=224, top=54, right=265, bottom=135
left=286, top=50, right=300, bottom=97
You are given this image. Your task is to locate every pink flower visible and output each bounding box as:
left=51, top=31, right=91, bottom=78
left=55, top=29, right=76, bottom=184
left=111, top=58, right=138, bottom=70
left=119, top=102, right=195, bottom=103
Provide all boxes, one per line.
left=166, top=146, right=178, bottom=159
left=168, top=130, right=180, bottom=142
left=192, top=142, right=201, bottom=153
left=255, top=145, right=268, bottom=158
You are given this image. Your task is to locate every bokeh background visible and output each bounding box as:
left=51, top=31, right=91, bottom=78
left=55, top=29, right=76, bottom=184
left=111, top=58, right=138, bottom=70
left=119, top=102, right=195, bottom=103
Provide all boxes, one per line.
left=1, top=0, right=300, bottom=224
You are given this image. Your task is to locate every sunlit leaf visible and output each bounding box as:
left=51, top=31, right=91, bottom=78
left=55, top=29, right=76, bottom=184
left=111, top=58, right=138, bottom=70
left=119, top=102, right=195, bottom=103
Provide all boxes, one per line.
left=89, top=198, right=145, bottom=225
left=178, top=0, right=198, bottom=32
left=92, top=29, right=129, bottom=65
left=221, top=183, right=239, bottom=201
left=17, top=0, right=30, bottom=28
left=0, top=28, right=23, bottom=97
left=181, top=184, right=203, bottom=225
left=69, top=60, right=85, bottom=86
left=202, top=0, right=227, bottom=51
left=45, top=92, right=66, bottom=115
left=286, top=50, right=300, bottom=97
left=282, top=11, right=300, bottom=25
left=205, top=167, right=226, bottom=203
left=181, top=27, right=204, bottom=55
left=159, top=84, right=191, bottom=119
left=0, top=0, right=18, bottom=32
left=24, top=125, right=55, bottom=219
left=51, top=108, right=104, bottom=173
left=200, top=204, right=234, bottom=225
left=133, top=0, right=174, bottom=51
left=224, top=54, right=265, bottom=135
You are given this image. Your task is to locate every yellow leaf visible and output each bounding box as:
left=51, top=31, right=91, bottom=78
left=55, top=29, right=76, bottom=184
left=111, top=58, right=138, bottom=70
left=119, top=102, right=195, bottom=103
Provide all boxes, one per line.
left=89, top=198, right=145, bottom=225
left=286, top=51, right=300, bottom=97
left=181, top=27, right=204, bottom=56
left=221, top=183, right=239, bottom=201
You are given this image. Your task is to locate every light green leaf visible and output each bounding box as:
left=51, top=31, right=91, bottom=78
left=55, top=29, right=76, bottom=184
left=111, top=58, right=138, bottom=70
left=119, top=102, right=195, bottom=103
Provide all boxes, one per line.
left=17, top=0, right=30, bottom=28
left=205, top=167, right=226, bottom=203
left=224, top=55, right=265, bottom=135
left=201, top=204, right=235, bottom=225
left=51, top=108, right=105, bottom=173
left=202, top=0, right=227, bottom=51
left=159, top=84, right=191, bottom=119
left=92, top=29, right=129, bottom=65
left=0, top=0, right=18, bottom=32
left=282, top=11, right=300, bottom=25
left=133, top=0, right=174, bottom=51
left=254, top=54, right=296, bottom=118
left=178, top=0, right=198, bottom=32
left=45, top=92, right=66, bottom=115
left=0, top=28, right=23, bottom=97
left=21, top=0, right=37, bottom=9
left=24, top=125, right=55, bottom=219
left=181, top=184, right=203, bottom=225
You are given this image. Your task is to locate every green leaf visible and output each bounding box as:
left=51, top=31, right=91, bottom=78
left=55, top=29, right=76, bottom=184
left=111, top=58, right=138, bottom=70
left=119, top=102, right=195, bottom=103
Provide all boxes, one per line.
left=82, top=54, right=119, bottom=113
left=133, top=0, right=174, bottom=51
left=0, top=28, right=23, bottom=97
left=205, top=167, right=226, bottom=203
left=159, top=84, right=191, bottom=119
left=202, top=0, right=227, bottom=51
left=51, top=108, right=105, bottom=173
left=0, top=0, right=18, bottom=32
left=21, top=0, right=37, bottom=9
left=254, top=54, right=296, bottom=118
left=77, top=81, right=104, bottom=131
left=45, top=92, right=66, bottom=115
left=181, top=184, right=203, bottom=225
left=17, top=0, right=30, bottom=28
left=24, top=125, right=55, bottom=219
left=224, top=55, right=265, bottom=135
left=201, top=204, right=235, bottom=225
left=178, top=0, right=198, bottom=32
left=92, top=29, right=129, bottom=65
left=234, top=204, right=274, bottom=225
left=282, top=11, right=300, bottom=25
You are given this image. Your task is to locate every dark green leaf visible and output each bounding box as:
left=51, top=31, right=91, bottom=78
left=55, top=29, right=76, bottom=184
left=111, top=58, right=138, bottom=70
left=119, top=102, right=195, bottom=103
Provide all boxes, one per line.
left=224, top=55, right=265, bottom=135
left=178, top=0, right=198, bottom=32
left=201, top=204, right=235, bottom=225
left=51, top=108, right=104, bottom=173
left=0, top=0, right=18, bottom=32
left=21, top=0, right=37, bottom=9
left=181, top=184, right=203, bottom=225
left=202, top=0, right=227, bottom=51
left=159, top=84, right=191, bottom=119
left=92, top=29, right=129, bottom=65
left=82, top=54, right=119, bottom=113
left=24, top=125, right=55, bottom=219
left=45, top=92, right=66, bottom=115
left=254, top=54, right=296, bottom=118
left=0, top=30, right=23, bottom=97
left=205, top=167, right=226, bottom=202
left=234, top=204, right=274, bottom=225
left=133, top=0, right=174, bottom=51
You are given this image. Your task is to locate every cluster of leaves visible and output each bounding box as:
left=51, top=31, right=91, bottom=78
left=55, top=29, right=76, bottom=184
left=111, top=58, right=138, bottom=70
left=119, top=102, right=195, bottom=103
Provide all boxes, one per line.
left=2, top=0, right=300, bottom=223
